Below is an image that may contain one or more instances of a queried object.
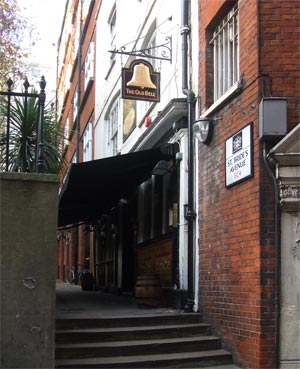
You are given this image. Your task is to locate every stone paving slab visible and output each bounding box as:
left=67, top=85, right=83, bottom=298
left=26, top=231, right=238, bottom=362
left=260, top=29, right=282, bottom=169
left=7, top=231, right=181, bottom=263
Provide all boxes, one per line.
left=56, top=282, right=179, bottom=319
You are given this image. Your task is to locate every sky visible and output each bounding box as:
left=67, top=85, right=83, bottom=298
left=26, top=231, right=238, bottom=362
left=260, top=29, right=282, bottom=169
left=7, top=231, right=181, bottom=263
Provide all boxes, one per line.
left=18, top=0, right=67, bottom=98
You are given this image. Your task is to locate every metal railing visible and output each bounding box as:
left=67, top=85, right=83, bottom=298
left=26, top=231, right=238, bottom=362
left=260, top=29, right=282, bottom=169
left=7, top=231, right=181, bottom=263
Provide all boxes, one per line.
left=0, top=76, right=46, bottom=173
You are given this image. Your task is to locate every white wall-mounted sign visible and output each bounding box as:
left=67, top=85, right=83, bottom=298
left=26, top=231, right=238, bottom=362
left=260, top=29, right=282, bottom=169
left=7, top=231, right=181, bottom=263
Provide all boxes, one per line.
left=225, top=123, right=253, bottom=187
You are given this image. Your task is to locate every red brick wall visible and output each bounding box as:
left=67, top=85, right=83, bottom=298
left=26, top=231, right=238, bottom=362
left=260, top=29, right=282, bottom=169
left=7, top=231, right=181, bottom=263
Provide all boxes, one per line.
left=257, top=1, right=300, bottom=368
left=197, top=0, right=299, bottom=368
left=57, top=0, right=98, bottom=286
left=259, top=0, right=300, bottom=128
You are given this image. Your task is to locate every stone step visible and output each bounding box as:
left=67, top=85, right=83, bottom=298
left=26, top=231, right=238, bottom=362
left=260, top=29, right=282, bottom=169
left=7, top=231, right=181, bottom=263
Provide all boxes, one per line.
left=55, top=349, right=233, bottom=368
left=56, top=313, right=203, bottom=330
left=56, top=322, right=212, bottom=343
left=200, top=366, right=241, bottom=369
left=56, top=335, right=222, bottom=359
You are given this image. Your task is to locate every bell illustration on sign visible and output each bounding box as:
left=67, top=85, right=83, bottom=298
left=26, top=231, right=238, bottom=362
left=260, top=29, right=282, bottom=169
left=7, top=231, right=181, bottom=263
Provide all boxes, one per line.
left=127, top=63, right=157, bottom=89
left=122, top=59, right=160, bottom=102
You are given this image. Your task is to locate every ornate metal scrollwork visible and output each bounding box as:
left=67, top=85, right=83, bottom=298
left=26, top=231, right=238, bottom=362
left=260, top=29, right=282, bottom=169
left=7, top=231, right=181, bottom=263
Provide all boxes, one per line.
left=109, top=36, right=172, bottom=63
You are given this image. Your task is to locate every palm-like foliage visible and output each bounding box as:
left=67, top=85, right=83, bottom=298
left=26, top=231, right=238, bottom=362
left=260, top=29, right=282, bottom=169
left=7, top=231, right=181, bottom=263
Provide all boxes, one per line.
left=0, top=93, right=65, bottom=174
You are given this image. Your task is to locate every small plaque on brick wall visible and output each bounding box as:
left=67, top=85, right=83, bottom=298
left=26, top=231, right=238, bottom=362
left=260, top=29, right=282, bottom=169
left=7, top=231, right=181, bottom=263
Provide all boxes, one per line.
left=225, top=123, right=253, bottom=188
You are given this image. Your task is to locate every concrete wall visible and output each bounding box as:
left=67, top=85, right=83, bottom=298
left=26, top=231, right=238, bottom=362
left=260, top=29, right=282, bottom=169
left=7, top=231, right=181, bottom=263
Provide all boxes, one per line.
left=0, top=172, right=58, bottom=369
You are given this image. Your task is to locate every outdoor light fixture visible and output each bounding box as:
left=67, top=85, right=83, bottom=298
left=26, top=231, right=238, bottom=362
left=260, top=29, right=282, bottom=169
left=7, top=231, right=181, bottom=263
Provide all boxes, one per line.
left=152, top=160, right=169, bottom=176
left=193, top=118, right=214, bottom=145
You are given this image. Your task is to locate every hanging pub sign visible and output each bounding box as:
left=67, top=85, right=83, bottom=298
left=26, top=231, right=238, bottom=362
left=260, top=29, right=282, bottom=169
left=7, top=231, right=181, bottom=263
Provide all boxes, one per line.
left=225, top=123, right=254, bottom=188
left=121, top=59, right=160, bottom=102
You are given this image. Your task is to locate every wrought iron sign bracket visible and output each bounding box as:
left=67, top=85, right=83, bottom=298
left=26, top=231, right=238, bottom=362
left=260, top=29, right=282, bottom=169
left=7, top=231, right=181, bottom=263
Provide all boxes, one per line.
left=109, top=36, right=172, bottom=64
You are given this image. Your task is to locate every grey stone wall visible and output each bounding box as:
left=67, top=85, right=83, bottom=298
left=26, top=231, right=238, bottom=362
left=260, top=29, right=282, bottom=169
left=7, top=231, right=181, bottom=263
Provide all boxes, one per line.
left=0, top=172, right=58, bottom=369
left=280, top=211, right=300, bottom=369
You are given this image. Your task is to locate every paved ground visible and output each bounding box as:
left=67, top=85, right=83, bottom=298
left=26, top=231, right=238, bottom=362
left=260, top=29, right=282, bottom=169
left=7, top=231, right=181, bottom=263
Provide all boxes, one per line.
left=56, top=282, right=179, bottom=319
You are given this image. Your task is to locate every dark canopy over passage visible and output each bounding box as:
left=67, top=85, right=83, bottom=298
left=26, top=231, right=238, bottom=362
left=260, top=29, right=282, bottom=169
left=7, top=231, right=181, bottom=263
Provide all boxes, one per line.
left=58, top=144, right=176, bottom=227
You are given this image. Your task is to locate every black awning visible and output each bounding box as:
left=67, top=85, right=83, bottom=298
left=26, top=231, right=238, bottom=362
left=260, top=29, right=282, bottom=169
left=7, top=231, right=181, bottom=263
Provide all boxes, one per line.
left=58, top=144, right=176, bottom=227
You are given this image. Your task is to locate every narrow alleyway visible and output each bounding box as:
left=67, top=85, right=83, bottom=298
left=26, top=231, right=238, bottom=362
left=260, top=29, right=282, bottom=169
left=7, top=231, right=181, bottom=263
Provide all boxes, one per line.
left=56, top=281, right=178, bottom=319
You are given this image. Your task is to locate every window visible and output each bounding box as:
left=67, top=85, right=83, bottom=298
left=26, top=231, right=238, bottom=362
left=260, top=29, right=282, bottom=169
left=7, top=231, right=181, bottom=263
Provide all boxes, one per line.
left=64, top=63, right=71, bottom=93
left=136, top=26, right=157, bottom=122
left=108, top=5, right=116, bottom=63
left=74, top=19, right=80, bottom=55
left=147, top=31, right=157, bottom=69
left=73, top=86, right=79, bottom=121
left=82, top=0, right=92, bottom=14
left=123, top=99, right=136, bottom=142
left=107, top=99, right=119, bottom=156
left=72, top=151, right=77, bottom=164
left=84, top=40, right=94, bottom=89
left=83, top=121, right=93, bottom=162
left=64, top=117, right=69, bottom=148
left=210, top=5, right=239, bottom=102
left=137, top=166, right=177, bottom=243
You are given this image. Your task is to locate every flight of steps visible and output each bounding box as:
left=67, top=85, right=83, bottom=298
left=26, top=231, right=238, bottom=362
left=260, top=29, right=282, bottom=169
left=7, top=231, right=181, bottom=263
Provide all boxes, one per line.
left=55, top=313, right=239, bottom=368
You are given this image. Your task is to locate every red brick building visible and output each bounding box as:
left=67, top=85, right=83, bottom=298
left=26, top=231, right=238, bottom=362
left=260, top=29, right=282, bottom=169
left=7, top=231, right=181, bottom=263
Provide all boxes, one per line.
left=56, top=1, right=299, bottom=367
left=56, top=0, right=98, bottom=283
left=197, top=0, right=299, bottom=368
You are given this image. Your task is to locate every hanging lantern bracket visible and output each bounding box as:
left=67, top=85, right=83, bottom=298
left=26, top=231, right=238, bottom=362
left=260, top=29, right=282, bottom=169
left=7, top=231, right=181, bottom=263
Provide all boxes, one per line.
left=109, top=36, right=172, bottom=64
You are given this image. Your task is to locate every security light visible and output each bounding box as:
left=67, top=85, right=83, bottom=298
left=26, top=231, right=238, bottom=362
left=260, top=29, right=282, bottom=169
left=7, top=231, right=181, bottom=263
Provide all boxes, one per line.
left=193, top=118, right=214, bottom=145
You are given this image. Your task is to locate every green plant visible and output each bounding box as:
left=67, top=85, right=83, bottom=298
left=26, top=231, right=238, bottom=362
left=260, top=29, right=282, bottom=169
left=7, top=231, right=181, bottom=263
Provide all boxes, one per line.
left=0, top=92, right=65, bottom=174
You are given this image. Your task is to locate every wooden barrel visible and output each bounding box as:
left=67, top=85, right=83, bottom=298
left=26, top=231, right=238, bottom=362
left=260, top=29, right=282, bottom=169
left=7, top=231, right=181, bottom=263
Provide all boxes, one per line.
left=135, top=274, right=162, bottom=307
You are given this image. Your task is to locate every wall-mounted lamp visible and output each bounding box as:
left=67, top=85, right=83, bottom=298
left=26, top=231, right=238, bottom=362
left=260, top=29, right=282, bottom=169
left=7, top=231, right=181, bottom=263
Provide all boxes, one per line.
left=152, top=160, right=169, bottom=176
left=193, top=118, right=214, bottom=145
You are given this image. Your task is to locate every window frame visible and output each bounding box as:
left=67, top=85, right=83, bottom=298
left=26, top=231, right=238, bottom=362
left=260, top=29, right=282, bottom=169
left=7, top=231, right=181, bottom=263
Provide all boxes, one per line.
left=137, top=167, right=176, bottom=243
left=106, top=98, right=119, bottom=156
left=84, top=40, right=94, bottom=90
left=73, top=85, right=79, bottom=122
left=108, top=5, right=116, bottom=63
left=64, top=117, right=69, bottom=149
left=83, top=121, right=93, bottom=162
left=209, top=5, right=239, bottom=103
left=136, top=23, right=157, bottom=124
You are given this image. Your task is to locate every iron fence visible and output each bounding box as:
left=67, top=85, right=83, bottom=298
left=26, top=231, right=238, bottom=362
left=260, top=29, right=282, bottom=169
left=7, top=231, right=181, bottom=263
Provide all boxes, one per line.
left=0, top=76, right=46, bottom=173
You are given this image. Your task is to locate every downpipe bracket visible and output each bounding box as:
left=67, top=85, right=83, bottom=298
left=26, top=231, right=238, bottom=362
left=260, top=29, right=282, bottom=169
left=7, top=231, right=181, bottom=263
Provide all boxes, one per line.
left=185, top=210, right=196, bottom=221
left=180, top=25, right=190, bottom=35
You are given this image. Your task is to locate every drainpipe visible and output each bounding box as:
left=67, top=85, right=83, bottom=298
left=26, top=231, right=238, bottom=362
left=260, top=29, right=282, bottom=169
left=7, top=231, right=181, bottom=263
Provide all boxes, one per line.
left=181, top=0, right=196, bottom=312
